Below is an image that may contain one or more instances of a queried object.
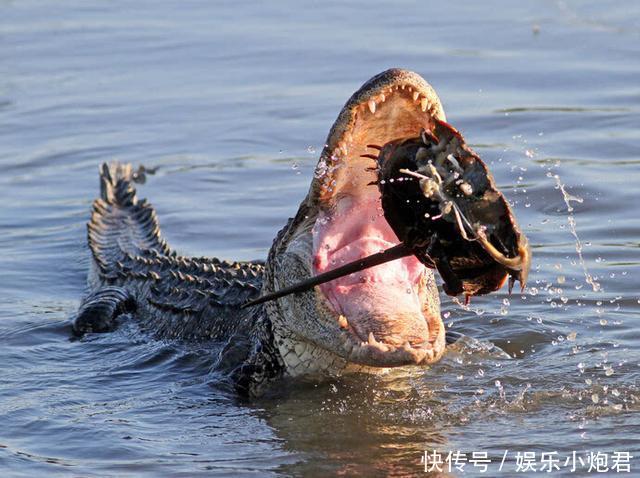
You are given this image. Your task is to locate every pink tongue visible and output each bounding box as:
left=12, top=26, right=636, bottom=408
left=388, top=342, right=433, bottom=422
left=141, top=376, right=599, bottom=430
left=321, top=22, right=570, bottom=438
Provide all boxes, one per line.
left=312, top=196, right=424, bottom=318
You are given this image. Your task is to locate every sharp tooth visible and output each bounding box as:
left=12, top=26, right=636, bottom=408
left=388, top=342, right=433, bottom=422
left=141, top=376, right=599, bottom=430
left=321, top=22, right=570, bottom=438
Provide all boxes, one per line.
left=332, top=147, right=341, bottom=158
left=338, top=315, right=349, bottom=329
left=378, top=93, right=385, bottom=102
left=338, top=141, right=348, bottom=156
left=403, top=341, right=413, bottom=351
left=420, top=97, right=429, bottom=112
left=367, top=332, right=390, bottom=352
left=400, top=84, right=405, bottom=90
left=368, top=100, right=377, bottom=114
left=413, top=91, right=420, bottom=101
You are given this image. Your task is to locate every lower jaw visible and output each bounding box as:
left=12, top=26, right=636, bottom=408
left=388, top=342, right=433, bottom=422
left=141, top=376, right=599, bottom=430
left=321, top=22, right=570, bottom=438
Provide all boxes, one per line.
left=320, top=281, right=433, bottom=345
left=275, top=327, right=400, bottom=377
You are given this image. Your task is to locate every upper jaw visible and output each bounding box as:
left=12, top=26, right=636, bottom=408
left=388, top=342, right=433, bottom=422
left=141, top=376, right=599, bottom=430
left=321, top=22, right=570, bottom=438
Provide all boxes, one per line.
left=309, top=68, right=447, bottom=206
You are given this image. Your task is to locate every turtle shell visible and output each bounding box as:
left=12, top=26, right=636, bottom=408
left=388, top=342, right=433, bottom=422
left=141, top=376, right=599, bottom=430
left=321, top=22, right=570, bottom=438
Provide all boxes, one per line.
left=376, top=119, right=530, bottom=298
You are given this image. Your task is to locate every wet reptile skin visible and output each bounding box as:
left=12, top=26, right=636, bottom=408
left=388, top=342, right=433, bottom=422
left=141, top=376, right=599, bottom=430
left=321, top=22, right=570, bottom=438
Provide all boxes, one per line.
left=74, top=69, right=454, bottom=396
left=76, top=163, right=284, bottom=395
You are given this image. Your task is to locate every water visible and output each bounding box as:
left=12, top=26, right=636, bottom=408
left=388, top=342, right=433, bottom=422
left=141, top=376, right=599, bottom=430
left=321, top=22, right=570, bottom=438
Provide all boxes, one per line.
left=1, top=1, right=639, bottom=476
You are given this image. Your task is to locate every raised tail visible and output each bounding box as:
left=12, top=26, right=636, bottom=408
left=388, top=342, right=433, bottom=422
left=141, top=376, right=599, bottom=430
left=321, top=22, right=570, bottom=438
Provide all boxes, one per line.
left=99, top=162, right=137, bottom=205
left=88, top=162, right=170, bottom=278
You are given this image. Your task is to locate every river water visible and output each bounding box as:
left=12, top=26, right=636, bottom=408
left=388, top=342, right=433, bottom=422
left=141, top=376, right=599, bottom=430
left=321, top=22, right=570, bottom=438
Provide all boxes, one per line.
left=1, top=1, right=639, bottom=476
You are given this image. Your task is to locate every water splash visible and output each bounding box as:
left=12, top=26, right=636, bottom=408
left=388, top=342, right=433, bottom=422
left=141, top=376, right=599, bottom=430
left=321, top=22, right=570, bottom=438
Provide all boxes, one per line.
left=550, top=173, right=601, bottom=293
left=452, top=296, right=485, bottom=316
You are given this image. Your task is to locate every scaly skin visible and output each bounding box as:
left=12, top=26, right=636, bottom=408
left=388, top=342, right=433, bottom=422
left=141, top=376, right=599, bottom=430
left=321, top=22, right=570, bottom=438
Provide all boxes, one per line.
left=75, top=69, right=450, bottom=396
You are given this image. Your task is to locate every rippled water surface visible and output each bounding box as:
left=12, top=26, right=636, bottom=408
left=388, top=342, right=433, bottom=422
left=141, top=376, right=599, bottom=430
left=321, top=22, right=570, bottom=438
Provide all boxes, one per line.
left=1, top=1, right=639, bottom=476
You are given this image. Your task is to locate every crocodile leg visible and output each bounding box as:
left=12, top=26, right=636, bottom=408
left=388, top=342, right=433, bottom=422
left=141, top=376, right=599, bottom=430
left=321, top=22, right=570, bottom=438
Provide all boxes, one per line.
left=72, top=286, right=136, bottom=336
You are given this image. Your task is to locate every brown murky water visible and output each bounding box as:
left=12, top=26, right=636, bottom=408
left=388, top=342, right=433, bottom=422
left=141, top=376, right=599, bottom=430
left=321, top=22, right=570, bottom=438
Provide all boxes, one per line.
left=1, top=1, right=639, bottom=476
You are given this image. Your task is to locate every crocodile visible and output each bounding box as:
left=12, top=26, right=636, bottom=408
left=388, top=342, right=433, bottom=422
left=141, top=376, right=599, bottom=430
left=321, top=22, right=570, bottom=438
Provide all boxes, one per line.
left=73, top=69, right=459, bottom=397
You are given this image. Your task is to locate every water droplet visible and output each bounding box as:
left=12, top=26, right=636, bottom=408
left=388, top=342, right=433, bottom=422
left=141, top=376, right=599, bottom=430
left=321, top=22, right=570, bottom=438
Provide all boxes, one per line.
left=499, top=298, right=510, bottom=315
left=477, top=368, right=484, bottom=377
left=557, top=275, right=566, bottom=284
left=591, top=393, right=599, bottom=404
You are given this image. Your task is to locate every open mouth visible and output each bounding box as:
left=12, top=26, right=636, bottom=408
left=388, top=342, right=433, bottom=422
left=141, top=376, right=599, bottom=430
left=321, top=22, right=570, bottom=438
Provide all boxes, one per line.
left=310, top=69, right=447, bottom=366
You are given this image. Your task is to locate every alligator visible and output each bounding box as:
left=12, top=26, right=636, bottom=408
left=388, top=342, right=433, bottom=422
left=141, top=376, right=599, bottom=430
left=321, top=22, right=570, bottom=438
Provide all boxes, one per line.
left=73, top=69, right=470, bottom=397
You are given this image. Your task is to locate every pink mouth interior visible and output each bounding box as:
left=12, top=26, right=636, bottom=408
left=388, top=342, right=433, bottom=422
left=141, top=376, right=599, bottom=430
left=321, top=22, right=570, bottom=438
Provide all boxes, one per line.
left=312, top=194, right=427, bottom=341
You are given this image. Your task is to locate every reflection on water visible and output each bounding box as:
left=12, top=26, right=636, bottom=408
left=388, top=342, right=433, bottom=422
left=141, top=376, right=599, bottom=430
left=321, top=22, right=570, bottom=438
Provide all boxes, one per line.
left=1, top=0, right=639, bottom=476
